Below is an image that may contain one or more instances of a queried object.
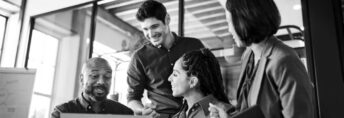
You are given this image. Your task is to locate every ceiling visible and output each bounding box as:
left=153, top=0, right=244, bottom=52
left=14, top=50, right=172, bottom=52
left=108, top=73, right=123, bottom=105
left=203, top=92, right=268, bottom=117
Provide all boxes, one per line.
left=99, top=0, right=232, bottom=50
left=97, top=0, right=305, bottom=52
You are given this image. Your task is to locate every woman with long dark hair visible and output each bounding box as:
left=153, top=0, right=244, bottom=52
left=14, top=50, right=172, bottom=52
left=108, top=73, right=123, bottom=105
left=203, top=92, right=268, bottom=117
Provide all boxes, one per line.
left=168, top=48, right=231, bottom=118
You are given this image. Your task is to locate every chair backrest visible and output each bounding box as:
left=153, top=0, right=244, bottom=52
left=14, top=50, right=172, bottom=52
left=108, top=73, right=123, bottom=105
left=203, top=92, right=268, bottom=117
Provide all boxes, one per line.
left=276, top=25, right=304, bottom=41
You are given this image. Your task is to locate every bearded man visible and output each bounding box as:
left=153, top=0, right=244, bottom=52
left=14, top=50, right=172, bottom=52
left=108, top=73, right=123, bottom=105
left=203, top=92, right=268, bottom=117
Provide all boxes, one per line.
left=51, top=57, right=133, bottom=118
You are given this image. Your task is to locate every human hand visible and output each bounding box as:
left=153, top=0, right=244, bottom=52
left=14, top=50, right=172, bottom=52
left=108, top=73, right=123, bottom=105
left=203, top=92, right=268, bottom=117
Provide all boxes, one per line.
left=141, top=107, right=153, bottom=115
left=209, top=103, right=230, bottom=118
left=141, top=103, right=160, bottom=118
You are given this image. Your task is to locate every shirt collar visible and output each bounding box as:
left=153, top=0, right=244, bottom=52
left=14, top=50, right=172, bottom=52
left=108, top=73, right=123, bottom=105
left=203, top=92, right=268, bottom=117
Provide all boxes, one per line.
left=78, top=92, right=91, bottom=110
left=181, top=94, right=217, bottom=116
left=195, top=94, right=217, bottom=115
left=171, top=32, right=180, bottom=48
left=78, top=92, right=106, bottom=112
left=150, top=32, right=180, bottom=49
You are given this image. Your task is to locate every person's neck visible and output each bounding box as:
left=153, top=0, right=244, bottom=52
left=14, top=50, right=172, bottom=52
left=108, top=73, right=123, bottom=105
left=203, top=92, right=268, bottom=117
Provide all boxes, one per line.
left=184, top=91, right=205, bottom=113
left=162, top=32, right=174, bottom=50
left=83, top=93, right=104, bottom=113
left=248, top=37, right=269, bottom=61
left=91, top=102, right=103, bottom=113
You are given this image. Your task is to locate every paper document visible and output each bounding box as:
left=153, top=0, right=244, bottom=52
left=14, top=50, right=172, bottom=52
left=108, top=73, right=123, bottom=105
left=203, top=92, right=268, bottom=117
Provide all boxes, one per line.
left=0, top=68, right=36, bottom=118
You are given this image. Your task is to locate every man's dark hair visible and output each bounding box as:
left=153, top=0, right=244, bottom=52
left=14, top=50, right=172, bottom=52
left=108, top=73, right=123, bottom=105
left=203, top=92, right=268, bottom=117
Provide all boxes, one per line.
left=226, top=0, right=281, bottom=46
left=180, top=48, right=229, bottom=103
left=136, top=0, right=167, bottom=24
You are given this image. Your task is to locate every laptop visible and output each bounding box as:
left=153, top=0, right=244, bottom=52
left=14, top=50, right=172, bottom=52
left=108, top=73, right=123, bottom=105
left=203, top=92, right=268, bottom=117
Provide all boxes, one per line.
left=61, top=113, right=151, bottom=118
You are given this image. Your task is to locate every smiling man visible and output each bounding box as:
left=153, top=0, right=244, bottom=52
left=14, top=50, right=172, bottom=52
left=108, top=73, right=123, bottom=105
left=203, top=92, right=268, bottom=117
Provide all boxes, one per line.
left=51, top=57, right=133, bottom=118
left=126, top=0, right=204, bottom=118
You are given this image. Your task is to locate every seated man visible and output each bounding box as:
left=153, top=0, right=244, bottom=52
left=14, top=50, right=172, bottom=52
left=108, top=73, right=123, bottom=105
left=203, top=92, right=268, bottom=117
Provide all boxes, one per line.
left=51, top=57, right=133, bottom=118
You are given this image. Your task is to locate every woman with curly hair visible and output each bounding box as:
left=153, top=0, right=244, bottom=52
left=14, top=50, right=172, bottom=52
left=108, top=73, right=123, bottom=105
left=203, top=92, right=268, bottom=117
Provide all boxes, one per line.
left=168, top=48, right=232, bottom=118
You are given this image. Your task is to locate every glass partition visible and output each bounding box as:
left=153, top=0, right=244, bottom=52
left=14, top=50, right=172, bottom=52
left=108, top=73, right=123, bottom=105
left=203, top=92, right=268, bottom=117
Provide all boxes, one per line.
left=0, top=0, right=26, bottom=67
left=95, top=0, right=312, bottom=106
left=275, top=0, right=306, bottom=65
left=0, top=15, right=7, bottom=63
left=183, top=0, right=240, bottom=101
left=23, top=0, right=317, bottom=117
left=26, top=3, right=96, bottom=118
left=28, top=30, right=58, bottom=118
left=182, top=0, right=309, bottom=103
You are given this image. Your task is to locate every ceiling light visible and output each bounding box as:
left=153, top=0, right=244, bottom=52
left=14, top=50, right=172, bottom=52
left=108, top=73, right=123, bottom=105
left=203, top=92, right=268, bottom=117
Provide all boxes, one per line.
left=293, top=4, right=301, bottom=10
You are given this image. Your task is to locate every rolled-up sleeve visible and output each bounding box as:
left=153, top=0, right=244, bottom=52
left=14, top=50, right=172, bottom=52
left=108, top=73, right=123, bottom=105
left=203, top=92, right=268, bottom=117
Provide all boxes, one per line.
left=127, top=53, right=146, bottom=102
left=51, top=105, right=64, bottom=118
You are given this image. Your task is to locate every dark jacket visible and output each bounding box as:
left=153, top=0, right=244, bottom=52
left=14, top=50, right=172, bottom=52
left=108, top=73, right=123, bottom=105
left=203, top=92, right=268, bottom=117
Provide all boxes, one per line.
left=237, top=37, right=315, bottom=118
left=51, top=95, right=133, bottom=118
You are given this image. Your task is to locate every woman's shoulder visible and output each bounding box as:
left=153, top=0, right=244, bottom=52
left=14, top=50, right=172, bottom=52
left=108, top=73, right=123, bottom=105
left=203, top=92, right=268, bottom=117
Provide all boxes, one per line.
left=269, top=38, right=300, bottom=61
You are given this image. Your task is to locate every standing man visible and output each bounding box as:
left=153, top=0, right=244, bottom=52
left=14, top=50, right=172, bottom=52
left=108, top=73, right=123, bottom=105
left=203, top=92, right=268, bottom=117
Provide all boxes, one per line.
left=51, top=57, right=133, bottom=118
left=127, top=0, right=204, bottom=117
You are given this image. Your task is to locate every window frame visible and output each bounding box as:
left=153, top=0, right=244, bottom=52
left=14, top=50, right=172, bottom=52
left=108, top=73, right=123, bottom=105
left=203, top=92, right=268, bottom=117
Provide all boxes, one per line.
left=0, top=14, right=8, bottom=64
left=301, top=0, right=344, bottom=117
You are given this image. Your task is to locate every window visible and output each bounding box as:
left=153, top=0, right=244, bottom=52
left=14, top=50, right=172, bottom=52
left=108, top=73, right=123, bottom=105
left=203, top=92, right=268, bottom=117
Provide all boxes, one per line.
left=28, top=30, right=59, bottom=118
left=0, top=15, right=7, bottom=63
left=0, top=0, right=23, bottom=67
left=27, top=3, right=99, bottom=118
left=92, top=41, right=131, bottom=104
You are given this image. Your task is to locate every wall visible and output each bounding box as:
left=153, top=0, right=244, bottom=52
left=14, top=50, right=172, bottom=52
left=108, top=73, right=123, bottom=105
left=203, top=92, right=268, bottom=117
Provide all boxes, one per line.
left=51, top=35, right=80, bottom=112
left=95, top=18, right=131, bottom=51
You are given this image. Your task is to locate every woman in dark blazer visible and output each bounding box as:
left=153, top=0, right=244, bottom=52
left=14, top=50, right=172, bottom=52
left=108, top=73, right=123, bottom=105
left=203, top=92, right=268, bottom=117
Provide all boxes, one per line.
left=209, top=0, right=315, bottom=118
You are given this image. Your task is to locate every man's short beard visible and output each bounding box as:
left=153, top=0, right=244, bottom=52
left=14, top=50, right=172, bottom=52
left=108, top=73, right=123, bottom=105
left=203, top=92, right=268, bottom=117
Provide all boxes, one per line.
left=84, top=85, right=108, bottom=101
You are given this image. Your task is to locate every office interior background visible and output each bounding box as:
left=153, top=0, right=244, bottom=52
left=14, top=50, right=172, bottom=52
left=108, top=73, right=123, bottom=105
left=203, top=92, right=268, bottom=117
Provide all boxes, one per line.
left=0, top=0, right=343, bottom=118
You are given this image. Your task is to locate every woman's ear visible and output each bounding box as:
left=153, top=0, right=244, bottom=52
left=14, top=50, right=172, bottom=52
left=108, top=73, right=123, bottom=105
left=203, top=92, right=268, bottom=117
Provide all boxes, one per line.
left=189, top=76, right=199, bottom=88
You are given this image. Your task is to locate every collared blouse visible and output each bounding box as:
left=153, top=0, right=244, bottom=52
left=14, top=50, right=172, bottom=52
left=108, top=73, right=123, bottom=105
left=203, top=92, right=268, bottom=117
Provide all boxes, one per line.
left=172, top=95, right=219, bottom=118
